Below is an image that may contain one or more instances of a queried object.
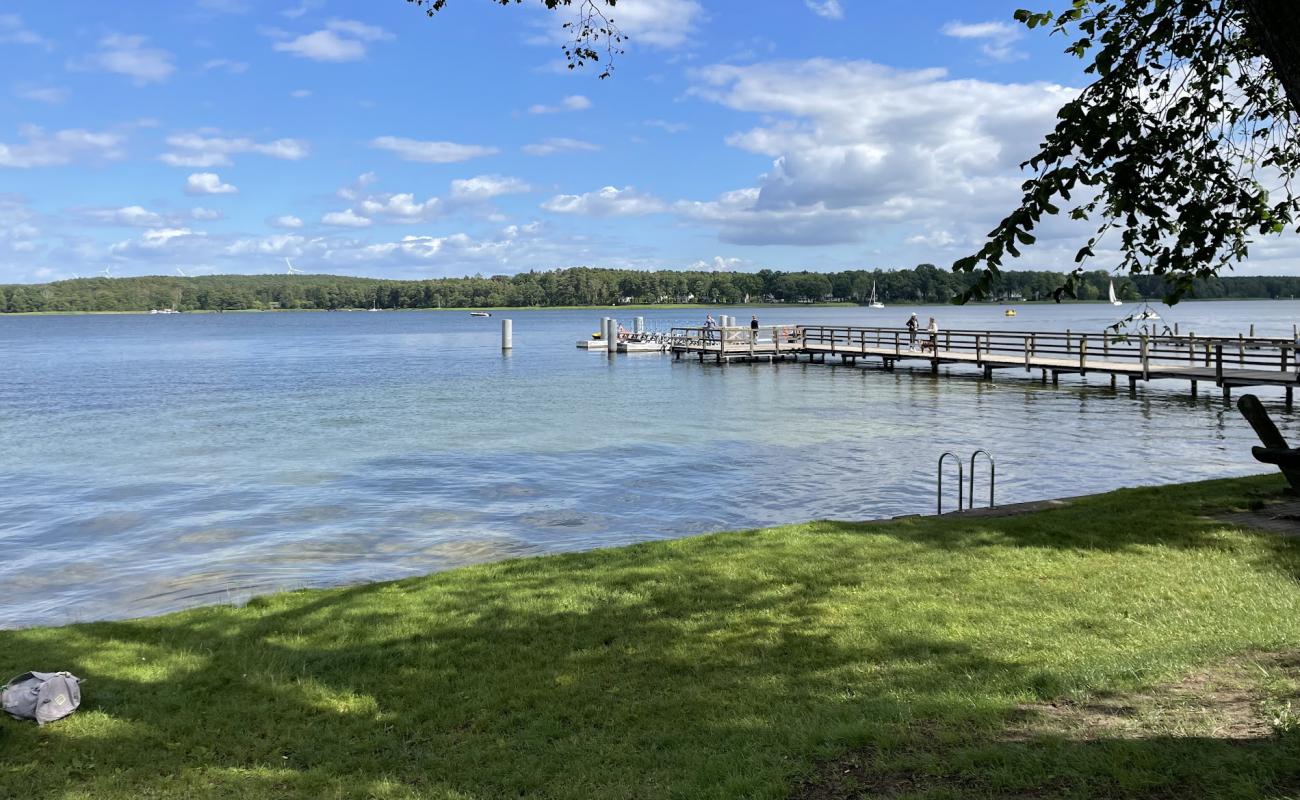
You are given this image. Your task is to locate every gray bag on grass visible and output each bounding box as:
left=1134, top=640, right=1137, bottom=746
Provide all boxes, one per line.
left=3, top=671, right=82, bottom=725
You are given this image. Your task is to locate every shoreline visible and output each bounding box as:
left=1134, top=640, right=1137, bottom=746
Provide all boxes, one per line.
left=2, top=474, right=1297, bottom=799
left=0, top=296, right=1291, bottom=317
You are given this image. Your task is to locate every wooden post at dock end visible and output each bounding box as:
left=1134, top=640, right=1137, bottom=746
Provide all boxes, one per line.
left=1224, top=384, right=1232, bottom=404
left=1079, top=337, right=1087, bottom=374
left=1250, top=323, right=1256, bottom=338
left=1140, top=333, right=1150, bottom=380
left=1190, top=380, right=1198, bottom=400
left=501, top=318, right=513, bottom=350
left=1288, top=386, right=1294, bottom=411
left=1215, top=343, right=1224, bottom=385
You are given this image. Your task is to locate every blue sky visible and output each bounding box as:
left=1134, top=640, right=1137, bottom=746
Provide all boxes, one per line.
left=1, top=0, right=1294, bottom=282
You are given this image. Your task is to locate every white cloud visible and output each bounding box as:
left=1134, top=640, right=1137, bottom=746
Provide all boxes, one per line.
left=575, top=0, right=702, bottom=49
left=371, top=136, right=498, bottom=163
left=683, top=58, right=1073, bottom=245
left=645, top=119, right=688, bottom=134
left=160, top=132, right=310, bottom=167
left=805, top=0, right=844, bottom=20
left=355, top=193, right=442, bottom=223
left=528, top=94, right=593, bottom=114
left=450, top=175, right=532, bottom=201
left=282, top=0, right=324, bottom=19
left=0, top=14, right=50, bottom=48
left=941, top=20, right=1026, bottom=62
left=202, top=58, right=250, bottom=74
left=185, top=172, right=238, bottom=195
left=522, top=137, right=600, bottom=156
left=273, top=19, right=393, bottom=62
left=542, top=186, right=667, bottom=217
left=0, top=125, right=125, bottom=168
left=321, top=209, right=372, bottom=227
left=87, top=205, right=166, bottom=227
left=15, top=86, right=68, bottom=104
left=81, top=34, right=175, bottom=85
left=191, top=207, right=224, bottom=221
left=270, top=214, right=304, bottom=228
left=337, top=171, right=379, bottom=200
left=688, top=256, right=748, bottom=272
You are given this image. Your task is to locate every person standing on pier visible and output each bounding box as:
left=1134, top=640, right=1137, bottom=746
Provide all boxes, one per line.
left=704, top=314, right=717, bottom=343
left=906, top=313, right=919, bottom=348
left=750, top=314, right=759, bottom=342
left=926, top=317, right=939, bottom=352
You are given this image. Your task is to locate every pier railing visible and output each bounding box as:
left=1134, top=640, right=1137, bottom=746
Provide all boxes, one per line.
left=669, top=325, right=801, bottom=354
left=794, top=325, right=1297, bottom=377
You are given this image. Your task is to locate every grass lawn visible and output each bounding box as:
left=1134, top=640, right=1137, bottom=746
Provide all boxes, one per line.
left=2, top=476, right=1299, bottom=799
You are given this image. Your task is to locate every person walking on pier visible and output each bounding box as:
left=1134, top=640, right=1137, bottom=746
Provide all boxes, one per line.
left=750, top=314, right=759, bottom=342
left=906, top=313, right=919, bottom=348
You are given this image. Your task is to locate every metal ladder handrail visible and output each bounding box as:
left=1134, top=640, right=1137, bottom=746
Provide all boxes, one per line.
left=969, top=449, right=996, bottom=510
left=937, top=452, right=964, bottom=515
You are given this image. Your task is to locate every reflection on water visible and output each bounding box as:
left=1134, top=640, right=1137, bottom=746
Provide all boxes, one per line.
left=2, top=301, right=1298, bottom=627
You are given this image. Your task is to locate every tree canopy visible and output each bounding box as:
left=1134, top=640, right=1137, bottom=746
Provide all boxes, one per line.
left=408, top=1, right=1300, bottom=304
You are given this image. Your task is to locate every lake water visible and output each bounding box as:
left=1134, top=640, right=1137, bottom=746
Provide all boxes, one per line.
left=3, top=300, right=1298, bottom=628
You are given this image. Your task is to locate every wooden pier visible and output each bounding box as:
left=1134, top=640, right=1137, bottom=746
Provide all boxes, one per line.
left=669, top=325, right=1300, bottom=407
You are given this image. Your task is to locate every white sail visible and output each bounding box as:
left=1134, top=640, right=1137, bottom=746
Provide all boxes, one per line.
left=1109, top=279, right=1122, bottom=306
left=868, top=281, right=884, bottom=309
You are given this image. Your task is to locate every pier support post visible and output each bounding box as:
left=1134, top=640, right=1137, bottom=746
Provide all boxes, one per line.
left=501, top=318, right=512, bottom=350
left=983, top=364, right=993, bottom=381
left=1128, top=375, right=1138, bottom=394
left=1223, top=385, right=1231, bottom=404
left=1110, top=374, right=1117, bottom=389
left=1052, top=371, right=1059, bottom=386
left=1191, top=380, right=1197, bottom=400
left=1288, top=387, right=1294, bottom=411
left=1040, top=369, right=1047, bottom=384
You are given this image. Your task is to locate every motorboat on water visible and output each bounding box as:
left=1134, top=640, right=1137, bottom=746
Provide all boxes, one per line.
left=617, top=332, right=667, bottom=353
left=469, top=311, right=491, bottom=317
left=1004, top=309, right=1017, bottom=317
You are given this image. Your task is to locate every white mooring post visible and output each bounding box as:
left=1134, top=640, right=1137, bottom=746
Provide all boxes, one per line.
left=635, top=316, right=645, bottom=334
left=501, top=318, right=513, bottom=350
left=607, top=318, right=618, bottom=357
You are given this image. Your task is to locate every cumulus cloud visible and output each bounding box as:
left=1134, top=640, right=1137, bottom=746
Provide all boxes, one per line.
left=806, top=0, right=844, bottom=20
left=522, top=137, right=600, bottom=156
left=0, top=125, right=125, bottom=168
left=581, top=0, right=702, bottom=49
left=941, top=20, right=1026, bottom=62
left=191, top=207, right=224, bottom=221
left=321, top=208, right=372, bottom=227
left=86, top=205, right=166, bottom=227
left=370, top=136, right=498, bottom=163
left=528, top=94, right=592, bottom=114
left=450, top=175, right=531, bottom=201
left=160, top=132, right=310, bottom=167
left=689, top=256, right=749, bottom=271
left=273, top=19, right=393, bottom=62
left=185, top=172, right=238, bottom=195
left=684, top=58, right=1074, bottom=245
left=80, top=34, right=175, bottom=85
left=270, top=214, right=304, bottom=228
left=542, top=186, right=667, bottom=217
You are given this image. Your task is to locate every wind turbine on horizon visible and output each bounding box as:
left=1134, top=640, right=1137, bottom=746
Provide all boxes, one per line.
left=100, top=266, right=113, bottom=278
left=284, top=257, right=303, bottom=275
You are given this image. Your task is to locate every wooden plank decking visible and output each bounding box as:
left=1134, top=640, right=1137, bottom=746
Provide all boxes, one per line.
left=668, top=324, right=1300, bottom=405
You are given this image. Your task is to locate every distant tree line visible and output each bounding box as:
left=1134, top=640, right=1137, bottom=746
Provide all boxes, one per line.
left=2, top=265, right=1298, bottom=313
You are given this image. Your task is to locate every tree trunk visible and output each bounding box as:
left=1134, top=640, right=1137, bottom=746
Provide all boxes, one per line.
left=1239, top=0, right=1300, bottom=119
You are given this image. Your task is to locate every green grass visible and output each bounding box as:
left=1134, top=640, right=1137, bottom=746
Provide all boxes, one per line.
left=2, top=476, right=1299, bottom=799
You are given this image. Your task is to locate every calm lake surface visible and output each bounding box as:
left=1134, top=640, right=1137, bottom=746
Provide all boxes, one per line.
left=3, top=300, right=1298, bottom=628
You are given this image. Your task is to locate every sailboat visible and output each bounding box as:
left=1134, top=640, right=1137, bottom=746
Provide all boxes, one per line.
left=867, top=282, right=885, bottom=309
left=1108, top=279, right=1123, bottom=306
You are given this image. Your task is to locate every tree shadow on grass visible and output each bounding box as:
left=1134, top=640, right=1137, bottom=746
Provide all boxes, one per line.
left=2, top=478, right=1298, bottom=798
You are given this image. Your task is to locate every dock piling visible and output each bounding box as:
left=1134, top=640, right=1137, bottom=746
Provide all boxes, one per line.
left=501, top=319, right=512, bottom=350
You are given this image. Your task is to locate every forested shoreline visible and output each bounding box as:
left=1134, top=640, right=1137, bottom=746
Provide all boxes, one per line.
left=2, top=265, right=1298, bottom=313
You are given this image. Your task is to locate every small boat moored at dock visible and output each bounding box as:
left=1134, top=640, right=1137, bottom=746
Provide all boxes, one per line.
left=470, top=311, right=491, bottom=317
